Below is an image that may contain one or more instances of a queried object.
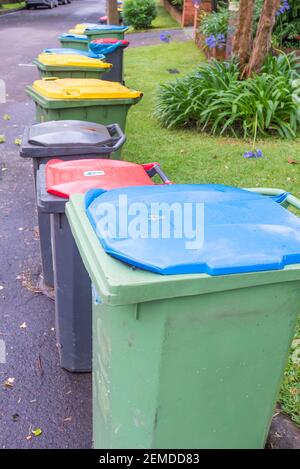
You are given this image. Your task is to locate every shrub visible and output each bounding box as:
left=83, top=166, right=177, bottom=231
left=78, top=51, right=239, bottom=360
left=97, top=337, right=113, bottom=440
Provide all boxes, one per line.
left=123, top=0, right=157, bottom=30
left=155, top=53, right=300, bottom=139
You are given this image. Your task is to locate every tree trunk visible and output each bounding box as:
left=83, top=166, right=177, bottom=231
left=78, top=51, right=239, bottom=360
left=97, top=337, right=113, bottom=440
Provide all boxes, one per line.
left=107, top=0, right=119, bottom=24
left=232, top=0, right=255, bottom=68
left=243, top=0, right=280, bottom=77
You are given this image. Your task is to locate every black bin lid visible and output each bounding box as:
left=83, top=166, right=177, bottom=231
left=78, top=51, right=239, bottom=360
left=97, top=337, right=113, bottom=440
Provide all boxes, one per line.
left=20, top=120, right=123, bottom=158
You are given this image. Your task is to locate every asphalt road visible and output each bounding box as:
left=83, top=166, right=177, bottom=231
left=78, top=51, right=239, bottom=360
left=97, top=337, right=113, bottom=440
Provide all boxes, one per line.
left=0, top=0, right=106, bottom=449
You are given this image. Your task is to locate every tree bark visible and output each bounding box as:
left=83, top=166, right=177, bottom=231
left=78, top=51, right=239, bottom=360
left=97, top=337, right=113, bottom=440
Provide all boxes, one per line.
left=232, top=0, right=255, bottom=68
left=243, top=0, right=280, bottom=77
left=107, top=0, right=119, bottom=24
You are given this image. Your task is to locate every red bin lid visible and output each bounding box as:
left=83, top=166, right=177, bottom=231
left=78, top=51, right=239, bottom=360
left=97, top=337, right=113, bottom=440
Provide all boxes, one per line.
left=91, top=38, right=129, bottom=46
left=45, top=159, right=154, bottom=198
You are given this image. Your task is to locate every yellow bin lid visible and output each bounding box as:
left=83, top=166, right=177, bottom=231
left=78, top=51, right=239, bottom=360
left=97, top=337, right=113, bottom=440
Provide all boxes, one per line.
left=32, top=78, right=143, bottom=100
left=69, top=23, right=91, bottom=34
left=37, top=53, right=111, bottom=69
left=69, top=27, right=86, bottom=34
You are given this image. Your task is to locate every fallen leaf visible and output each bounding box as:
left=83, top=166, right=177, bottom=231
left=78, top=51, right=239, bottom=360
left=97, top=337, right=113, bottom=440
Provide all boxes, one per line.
left=14, top=138, right=22, bottom=146
left=12, top=413, right=19, bottom=422
left=63, top=417, right=72, bottom=422
left=20, top=322, right=27, bottom=329
left=3, top=114, right=10, bottom=121
left=0, top=135, right=5, bottom=144
left=32, top=428, right=42, bottom=437
left=36, top=354, right=44, bottom=377
left=4, top=377, right=15, bottom=388
left=287, top=158, right=298, bottom=164
left=167, top=68, right=180, bottom=74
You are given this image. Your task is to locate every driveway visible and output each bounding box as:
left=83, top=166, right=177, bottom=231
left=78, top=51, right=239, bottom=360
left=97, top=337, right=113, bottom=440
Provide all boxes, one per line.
left=0, top=0, right=105, bottom=449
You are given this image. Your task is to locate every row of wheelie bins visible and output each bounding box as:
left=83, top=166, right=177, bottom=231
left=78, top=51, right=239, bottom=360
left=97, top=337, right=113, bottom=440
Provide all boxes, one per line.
left=20, top=20, right=300, bottom=449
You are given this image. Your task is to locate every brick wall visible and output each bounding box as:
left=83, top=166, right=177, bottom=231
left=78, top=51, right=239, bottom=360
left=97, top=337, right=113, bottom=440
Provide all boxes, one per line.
left=182, top=0, right=195, bottom=27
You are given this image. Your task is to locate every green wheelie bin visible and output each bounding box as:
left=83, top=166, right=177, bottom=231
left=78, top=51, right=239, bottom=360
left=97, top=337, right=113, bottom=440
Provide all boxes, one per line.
left=59, top=33, right=89, bottom=51
left=26, top=78, right=142, bottom=133
left=84, top=25, right=128, bottom=42
left=66, top=183, right=300, bottom=449
left=33, top=53, right=112, bottom=79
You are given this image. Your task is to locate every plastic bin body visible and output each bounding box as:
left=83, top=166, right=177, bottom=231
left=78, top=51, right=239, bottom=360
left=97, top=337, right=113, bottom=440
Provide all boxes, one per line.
left=20, top=120, right=125, bottom=287
left=59, top=34, right=89, bottom=51
left=34, top=60, right=111, bottom=79
left=85, top=26, right=128, bottom=42
left=37, top=160, right=168, bottom=371
left=26, top=79, right=142, bottom=137
left=65, top=189, right=300, bottom=449
left=90, top=39, right=129, bottom=84
left=101, top=49, right=124, bottom=83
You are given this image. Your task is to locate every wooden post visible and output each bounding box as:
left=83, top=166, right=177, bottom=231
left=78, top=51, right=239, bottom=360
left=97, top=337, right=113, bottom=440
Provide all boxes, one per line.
left=107, top=0, right=119, bottom=25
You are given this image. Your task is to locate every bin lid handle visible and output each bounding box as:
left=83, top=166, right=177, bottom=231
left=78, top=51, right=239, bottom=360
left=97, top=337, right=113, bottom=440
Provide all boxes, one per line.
left=271, top=192, right=290, bottom=204
left=85, top=188, right=107, bottom=209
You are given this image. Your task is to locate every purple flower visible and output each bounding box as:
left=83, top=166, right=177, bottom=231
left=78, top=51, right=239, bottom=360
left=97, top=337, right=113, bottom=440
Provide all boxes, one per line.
left=276, top=0, right=290, bottom=16
left=205, top=33, right=226, bottom=49
left=205, top=35, right=217, bottom=48
left=244, top=151, right=255, bottom=159
left=160, top=32, right=171, bottom=43
left=243, top=149, right=264, bottom=159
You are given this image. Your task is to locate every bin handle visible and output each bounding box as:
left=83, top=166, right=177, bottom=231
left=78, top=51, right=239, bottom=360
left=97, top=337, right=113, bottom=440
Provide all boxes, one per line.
left=142, top=163, right=172, bottom=185
left=107, top=123, right=126, bottom=152
left=42, top=76, right=59, bottom=81
left=243, top=187, right=300, bottom=213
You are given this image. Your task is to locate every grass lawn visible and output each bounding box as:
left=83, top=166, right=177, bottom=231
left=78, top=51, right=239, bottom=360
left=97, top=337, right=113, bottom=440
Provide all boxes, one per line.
left=124, top=40, right=300, bottom=426
left=127, top=1, right=179, bottom=33
left=0, top=2, right=25, bottom=10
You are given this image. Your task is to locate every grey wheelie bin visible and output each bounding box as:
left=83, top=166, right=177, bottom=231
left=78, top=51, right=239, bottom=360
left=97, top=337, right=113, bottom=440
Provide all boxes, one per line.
left=20, top=120, right=125, bottom=287
left=36, top=159, right=171, bottom=372
left=89, top=39, right=130, bottom=83
left=66, top=184, right=300, bottom=448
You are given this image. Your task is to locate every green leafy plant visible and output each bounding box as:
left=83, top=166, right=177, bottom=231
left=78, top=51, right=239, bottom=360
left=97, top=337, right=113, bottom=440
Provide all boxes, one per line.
left=169, top=0, right=183, bottom=12
left=123, top=0, right=157, bottom=30
left=199, top=7, right=229, bottom=37
left=155, top=53, right=300, bottom=139
left=255, top=0, right=300, bottom=47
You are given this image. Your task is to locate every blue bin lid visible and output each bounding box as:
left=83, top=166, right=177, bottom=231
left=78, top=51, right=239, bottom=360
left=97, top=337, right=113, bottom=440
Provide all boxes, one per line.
left=43, top=48, right=105, bottom=60
left=85, top=184, right=300, bottom=276
left=85, top=24, right=128, bottom=32
left=60, top=33, right=88, bottom=41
